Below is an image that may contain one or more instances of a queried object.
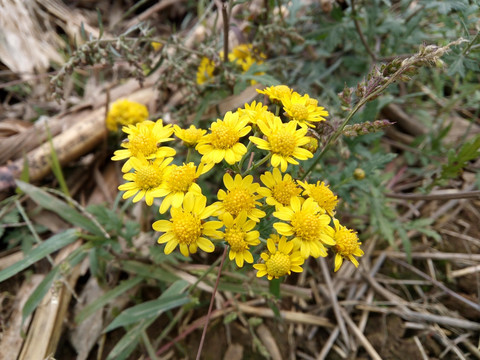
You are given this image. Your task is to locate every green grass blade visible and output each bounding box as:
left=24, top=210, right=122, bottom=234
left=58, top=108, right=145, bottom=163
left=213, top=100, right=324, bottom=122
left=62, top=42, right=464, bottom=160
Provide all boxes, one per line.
left=22, top=246, right=87, bottom=323
left=104, top=280, right=189, bottom=333
left=46, top=125, right=71, bottom=199
left=0, top=229, right=77, bottom=282
left=75, top=277, right=143, bottom=324
left=16, top=180, right=104, bottom=236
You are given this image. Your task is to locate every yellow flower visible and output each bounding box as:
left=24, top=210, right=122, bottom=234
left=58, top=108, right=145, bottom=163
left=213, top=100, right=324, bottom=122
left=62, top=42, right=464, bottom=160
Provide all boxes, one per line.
left=273, top=197, right=335, bottom=258
left=174, top=124, right=206, bottom=147
left=106, top=99, right=149, bottom=131
left=282, top=92, right=329, bottom=128
left=249, top=117, right=313, bottom=172
left=332, top=219, right=364, bottom=272
left=256, top=85, right=293, bottom=104
left=154, top=162, right=214, bottom=214
left=196, top=111, right=251, bottom=165
left=298, top=180, right=338, bottom=216
left=153, top=194, right=223, bottom=257
left=197, top=57, right=215, bottom=85
left=151, top=42, right=163, bottom=51
left=237, top=101, right=270, bottom=125
left=221, top=211, right=260, bottom=267
left=111, top=120, right=176, bottom=172
left=253, top=236, right=304, bottom=280
left=213, top=173, right=266, bottom=222
left=258, top=168, right=302, bottom=209
left=118, top=156, right=173, bottom=206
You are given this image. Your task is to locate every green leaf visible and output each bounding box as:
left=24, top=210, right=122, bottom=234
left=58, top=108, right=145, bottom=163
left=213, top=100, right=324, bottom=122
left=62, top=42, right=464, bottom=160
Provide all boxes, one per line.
left=439, top=134, right=480, bottom=181
left=106, top=321, right=152, bottom=360
left=22, top=267, right=60, bottom=322
left=16, top=181, right=104, bottom=236
left=0, top=229, right=77, bottom=283
left=104, top=280, right=189, bottom=333
left=121, top=260, right=179, bottom=282
left=75, top=277, right=143, bottom=324
left=22, top=245, right=87, bottom=323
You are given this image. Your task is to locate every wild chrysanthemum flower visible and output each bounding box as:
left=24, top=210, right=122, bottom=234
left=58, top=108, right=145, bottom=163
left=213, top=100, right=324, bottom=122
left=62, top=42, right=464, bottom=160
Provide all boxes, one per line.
left=249, top=116, right=313, bottom=172
left=237, top=101, right=270, bottom=125
left=151, top=42, right=163, bottom=51
left=332, top=219, right=364, bottom=272
left=253, top=236, right=304, bottom=280
left=197, top=57, right=215, bottom=85
left=282, top=92, right=329, bottom=128
left=154, top=162, right=214, bottom=214
left=106, top=99, right=149, bottom=131
left=196, top=111, right=251, bottom=165
left=153, top=194, right=223, bottom=257
left=173, top=124, right=206, bottom=147
left=111, top=120, right=176, bottom=172
left=298, top=180, right=338, bottom=216
left=258, top=168, right=302, bottom=209
left=221, top=211, right=260, bottom=267
left=257, top=85, right=293, bottom=104
left=118, top=156, right=173, bottom=206
left=273, top=197, right=335, bottom=258
left=213, top=173, right=266, bottom=222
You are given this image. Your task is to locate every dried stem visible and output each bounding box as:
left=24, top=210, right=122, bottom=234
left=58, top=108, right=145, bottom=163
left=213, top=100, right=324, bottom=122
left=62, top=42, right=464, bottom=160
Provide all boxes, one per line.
left=195, top=245, right=229, bottom=360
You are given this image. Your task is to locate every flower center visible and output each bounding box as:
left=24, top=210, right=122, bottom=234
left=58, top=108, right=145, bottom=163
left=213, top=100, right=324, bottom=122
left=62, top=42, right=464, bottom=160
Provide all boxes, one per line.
left=172, top=212, right=202, bottom=245
left=272, top=180, right=301, bottom=206
left=274, top=85, right=291, bottom=99
left=309, top=186, right=338, bottom=213
left=184, top=128, right=203, bottom=145
left=166, top=165, right=197, bottom=193
left=266, top=252, right=291, bottom=277
left=210, top=123, right=239, bottom=149
left=129, top=134, right=158, bottom=157
left=225, top=227, right=247, bottom=252
left=289, top=104, right=309, bottom=121
left=335, top=229, right=359, bottom=256
left=222, top=188, right=255, bottom=217
left=269, top=130, right=297, bottom=156
left=135, top=165, right=164, bottom=189
left=291, top=211, right=321, bottom=242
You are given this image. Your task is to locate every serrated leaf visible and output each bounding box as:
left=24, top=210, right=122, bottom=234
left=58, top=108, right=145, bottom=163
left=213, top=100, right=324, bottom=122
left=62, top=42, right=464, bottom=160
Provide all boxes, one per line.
left=104, top=280, right=189, bottom=333
left=75, top=277, right=143, bottom=324
left=0, top=229, right=77, bottom=283
left=16, top=181, right=104, bottom=237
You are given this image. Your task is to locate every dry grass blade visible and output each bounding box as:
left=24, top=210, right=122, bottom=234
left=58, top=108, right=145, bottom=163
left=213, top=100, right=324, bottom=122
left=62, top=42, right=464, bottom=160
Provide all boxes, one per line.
left=338, top=307, right=382, bottom=360
left=19, top=240, right=82, bottom=360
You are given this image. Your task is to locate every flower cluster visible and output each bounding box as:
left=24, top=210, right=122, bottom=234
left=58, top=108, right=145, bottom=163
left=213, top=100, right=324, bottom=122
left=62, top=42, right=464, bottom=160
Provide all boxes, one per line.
left=106, top=99, right=149, bottom=131
left=112, top=85, right=363, bottom=281
left=196, top=43, right=266, bottom=85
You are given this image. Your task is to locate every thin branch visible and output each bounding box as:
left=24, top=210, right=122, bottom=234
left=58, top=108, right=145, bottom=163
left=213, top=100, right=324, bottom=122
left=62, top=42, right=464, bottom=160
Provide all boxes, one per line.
left=195, top=245, right=229, bottom=360
left=351, top=0, right=376, bottom=62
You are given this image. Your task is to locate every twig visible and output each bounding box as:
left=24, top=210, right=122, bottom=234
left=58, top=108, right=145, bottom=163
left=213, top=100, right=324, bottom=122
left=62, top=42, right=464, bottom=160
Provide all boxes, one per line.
left=380, top=251, right=480, bottom=262
left=390, top=258, right=480, bottom=313
left=339, top=307, right=382, bottom=360
left=351, top=0, right=376, bottom=62
left=413, top=336, right=429, bottom=360
left=318, top=258, right=350, bottom=349
left=195, top=245, right=228, bottom=360
left=385, top=190, right=480, bottom=201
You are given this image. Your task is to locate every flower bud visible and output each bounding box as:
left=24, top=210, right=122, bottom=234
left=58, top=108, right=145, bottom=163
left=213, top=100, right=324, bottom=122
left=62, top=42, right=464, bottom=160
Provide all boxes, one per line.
left=353, top=168, right=365, bottom=180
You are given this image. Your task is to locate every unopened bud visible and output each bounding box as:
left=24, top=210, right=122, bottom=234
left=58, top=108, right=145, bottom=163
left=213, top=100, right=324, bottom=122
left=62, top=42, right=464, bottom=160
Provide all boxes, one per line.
left=354, top=168, right=365, bottom=180
left=303, top=136, right=319, bottom=154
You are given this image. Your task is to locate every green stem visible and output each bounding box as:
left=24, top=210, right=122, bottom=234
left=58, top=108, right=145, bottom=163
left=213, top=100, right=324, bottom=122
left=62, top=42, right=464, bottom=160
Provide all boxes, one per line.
left=301, top=64, right=413, bottom=180
left=242, top=153, right=271, bottom=176
left=186, top=147, right=192, bottom=163
left=238, top=140, right=254, bottom=172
